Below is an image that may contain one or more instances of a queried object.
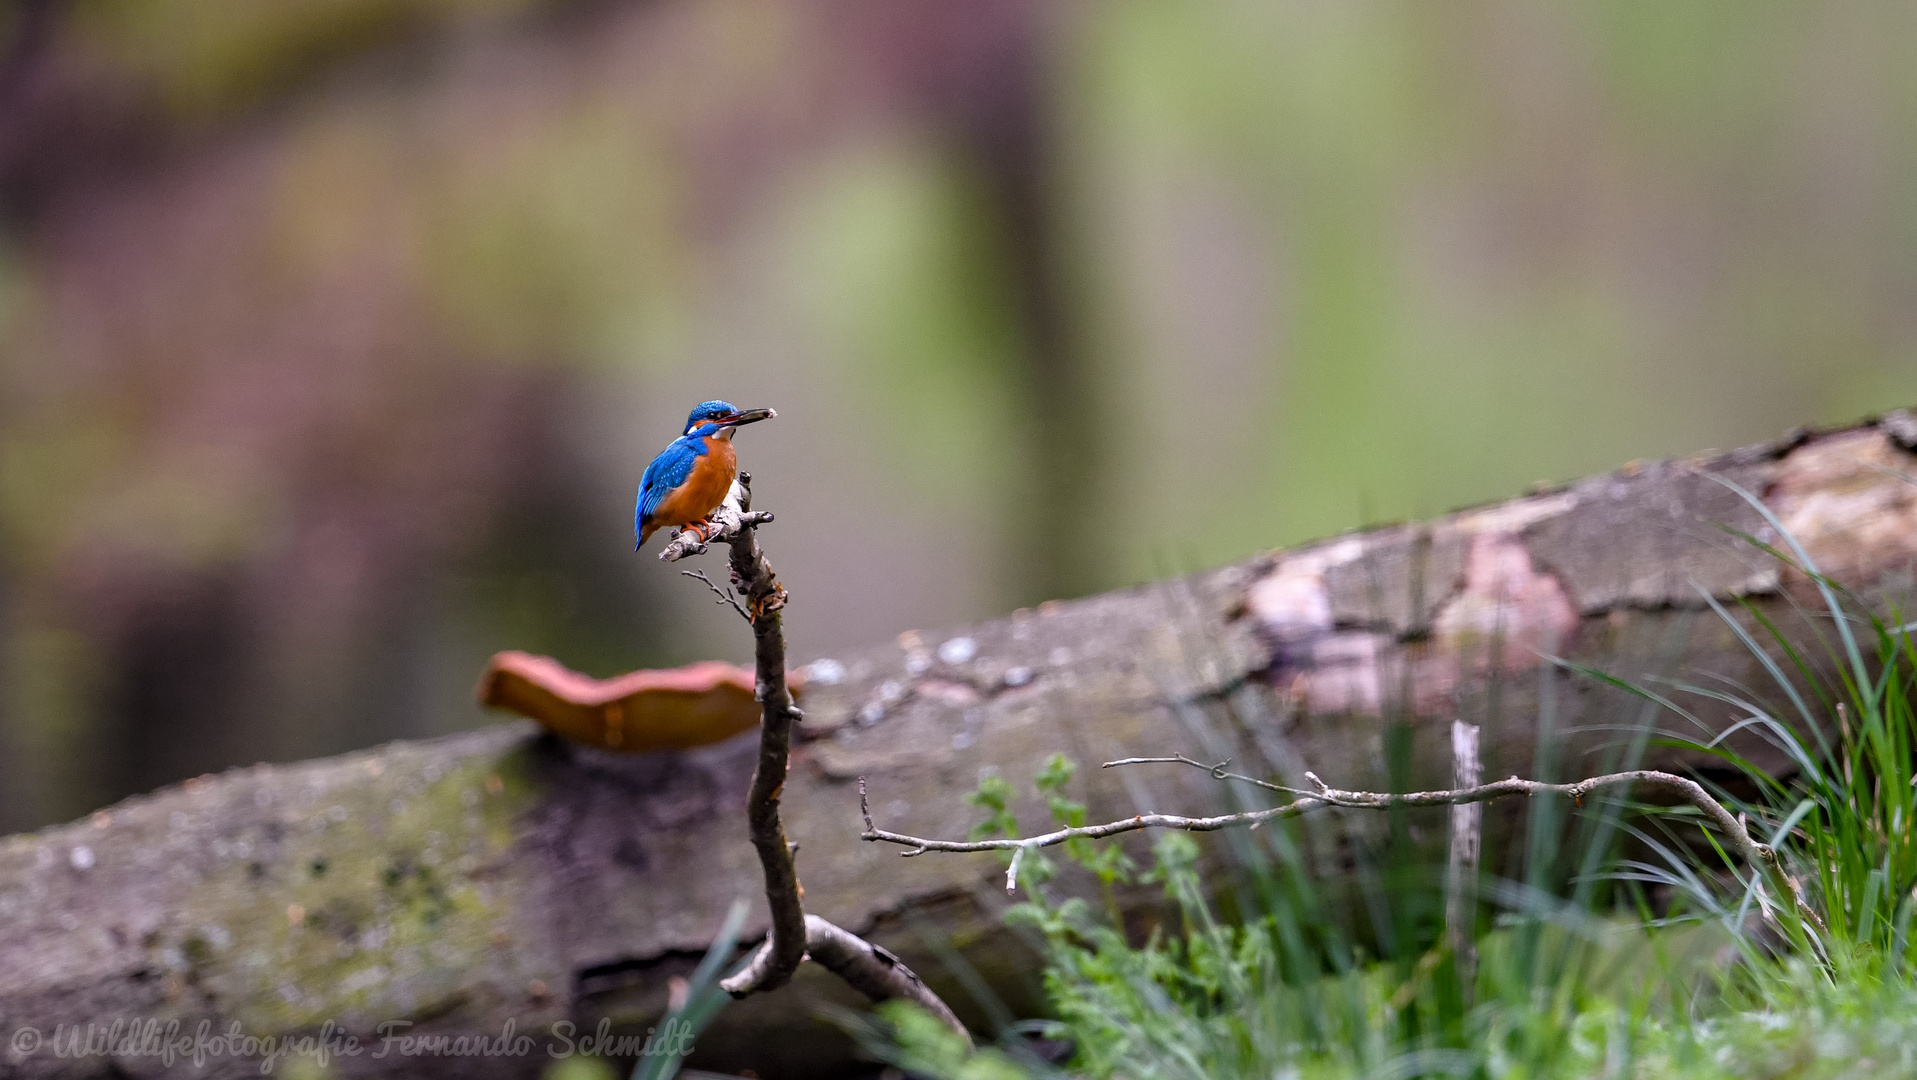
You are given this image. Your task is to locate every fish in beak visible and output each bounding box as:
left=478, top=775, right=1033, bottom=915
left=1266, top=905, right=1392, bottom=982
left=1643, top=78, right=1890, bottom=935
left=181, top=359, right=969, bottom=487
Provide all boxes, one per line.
left=726, top=407, right=776, bottom=427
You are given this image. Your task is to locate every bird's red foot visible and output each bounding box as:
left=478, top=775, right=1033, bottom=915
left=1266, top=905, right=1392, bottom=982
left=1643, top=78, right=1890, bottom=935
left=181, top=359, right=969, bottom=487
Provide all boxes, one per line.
left=681, top=519, right=716, bottom=544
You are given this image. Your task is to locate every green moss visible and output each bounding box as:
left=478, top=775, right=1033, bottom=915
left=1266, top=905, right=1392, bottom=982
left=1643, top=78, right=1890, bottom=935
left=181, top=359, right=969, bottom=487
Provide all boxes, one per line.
left=160, top=744, right=542, bottom=1031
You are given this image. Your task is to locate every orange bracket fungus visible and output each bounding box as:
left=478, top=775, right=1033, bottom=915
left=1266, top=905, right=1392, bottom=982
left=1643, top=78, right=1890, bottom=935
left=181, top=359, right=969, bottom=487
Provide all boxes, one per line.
left=477, top=651, right=804, bottom=752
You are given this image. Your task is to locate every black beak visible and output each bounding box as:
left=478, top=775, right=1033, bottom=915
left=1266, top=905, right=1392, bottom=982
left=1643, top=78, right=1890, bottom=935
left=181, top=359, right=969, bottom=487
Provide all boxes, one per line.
left=727, top=407, right=776, bottom=426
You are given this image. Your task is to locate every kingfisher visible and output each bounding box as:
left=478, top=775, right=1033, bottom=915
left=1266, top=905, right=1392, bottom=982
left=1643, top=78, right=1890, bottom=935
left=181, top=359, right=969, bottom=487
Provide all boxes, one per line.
left=635, top=400, right=776, bottom=549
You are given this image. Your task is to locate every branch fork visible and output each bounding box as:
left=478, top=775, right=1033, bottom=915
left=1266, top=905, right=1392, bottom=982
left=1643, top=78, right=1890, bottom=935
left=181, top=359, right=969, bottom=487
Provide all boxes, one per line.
left=665, top=474, right=969, bottom=1040
left=659, top=475, right=775, bottom=564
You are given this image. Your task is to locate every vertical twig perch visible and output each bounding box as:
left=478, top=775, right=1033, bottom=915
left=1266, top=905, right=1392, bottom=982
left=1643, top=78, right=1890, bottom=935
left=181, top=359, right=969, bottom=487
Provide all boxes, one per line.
left=1445, top=720, right=1482, bottom=993
left=661, top=476, right=969, bottom=1039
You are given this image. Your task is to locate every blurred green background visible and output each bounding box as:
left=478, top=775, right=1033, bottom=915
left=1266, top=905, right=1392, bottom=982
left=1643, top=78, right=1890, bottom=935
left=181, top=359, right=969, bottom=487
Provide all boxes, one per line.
left=0, top=0, right=1912, bottom=832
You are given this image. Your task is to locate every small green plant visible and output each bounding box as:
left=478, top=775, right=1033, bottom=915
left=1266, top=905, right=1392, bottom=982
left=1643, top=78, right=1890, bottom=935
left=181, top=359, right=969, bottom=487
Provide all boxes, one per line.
left=872, top=498, right=1917, bottom=1079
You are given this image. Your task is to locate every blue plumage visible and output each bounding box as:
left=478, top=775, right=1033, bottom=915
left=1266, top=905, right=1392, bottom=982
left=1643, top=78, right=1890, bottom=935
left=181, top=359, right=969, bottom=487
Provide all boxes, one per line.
left=684, top=400, right=739, bottom=427
left=634, top=436, right=709, bottom=549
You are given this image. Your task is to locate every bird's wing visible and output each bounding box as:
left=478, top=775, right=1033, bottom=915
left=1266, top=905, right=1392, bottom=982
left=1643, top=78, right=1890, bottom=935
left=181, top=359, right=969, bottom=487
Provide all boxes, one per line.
left=635, top=439, right=698, bottom=544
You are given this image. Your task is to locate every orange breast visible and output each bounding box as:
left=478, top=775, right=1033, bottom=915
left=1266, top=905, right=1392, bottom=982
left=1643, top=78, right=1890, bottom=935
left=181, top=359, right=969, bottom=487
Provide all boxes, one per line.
left=651, top=438, right=737, bottom=527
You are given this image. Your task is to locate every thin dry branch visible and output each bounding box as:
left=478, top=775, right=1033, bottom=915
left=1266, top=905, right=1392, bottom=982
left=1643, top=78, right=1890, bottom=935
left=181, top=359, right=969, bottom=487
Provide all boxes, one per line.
left=663, top=476, right=970, bottom=1042
left=799, top=915, right=968, bottom=1034
left=860, top=759, right=1822, bottom=929
left=1102, top=754, right=1294, bottom=794
left=1446, top=721, right=1483, bottom=989
left=681, top=568, right=753, bottom=623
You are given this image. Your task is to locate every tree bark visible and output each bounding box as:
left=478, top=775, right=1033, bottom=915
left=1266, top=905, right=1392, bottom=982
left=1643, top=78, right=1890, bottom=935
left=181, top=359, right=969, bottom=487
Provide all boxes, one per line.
left=2, top=414, right=1915, bottom=1079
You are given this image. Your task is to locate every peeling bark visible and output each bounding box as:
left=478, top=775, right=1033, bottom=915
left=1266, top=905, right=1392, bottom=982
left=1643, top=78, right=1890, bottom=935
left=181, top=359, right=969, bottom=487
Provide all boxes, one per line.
left=2, top=416, right=1915, bottom=1079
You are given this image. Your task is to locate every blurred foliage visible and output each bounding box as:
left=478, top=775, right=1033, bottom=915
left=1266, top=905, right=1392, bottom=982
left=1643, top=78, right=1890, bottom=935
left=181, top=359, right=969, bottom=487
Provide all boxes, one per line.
left=72, top=0, right=538, bottom=120
left=1, top=0, right=1915, bottom=830
left=1073, top=0, right=1917, bottom=570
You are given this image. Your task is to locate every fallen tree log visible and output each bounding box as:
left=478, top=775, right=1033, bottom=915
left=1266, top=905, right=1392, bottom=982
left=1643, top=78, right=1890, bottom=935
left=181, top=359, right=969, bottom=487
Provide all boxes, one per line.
left=3, top=414, right=1916, bottom=1079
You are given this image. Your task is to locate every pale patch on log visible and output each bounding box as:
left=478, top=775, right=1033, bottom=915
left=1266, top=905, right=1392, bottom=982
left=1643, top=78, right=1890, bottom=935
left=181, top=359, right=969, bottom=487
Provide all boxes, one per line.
left=1452, top=490, right=1578, bottom=535
left=1251, top=511, right=1580, bottom=715
left=1429, top=533, right=1579, bottom=674
left=1772, top=429, right=1917, bottom=583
